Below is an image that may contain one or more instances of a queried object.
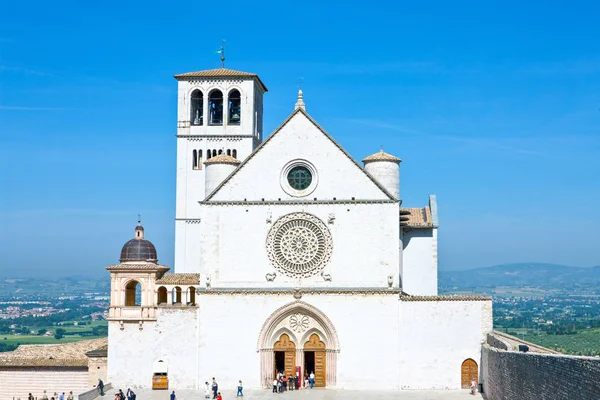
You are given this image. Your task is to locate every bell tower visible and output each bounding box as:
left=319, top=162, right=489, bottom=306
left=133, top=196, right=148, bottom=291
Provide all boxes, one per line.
left=173, top=63, right=268, bottom=272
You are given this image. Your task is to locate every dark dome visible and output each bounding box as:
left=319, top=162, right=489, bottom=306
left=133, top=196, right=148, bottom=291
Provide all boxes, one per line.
left=119, top=222, right=158, bottom=262
left=120, top=238, right=157, bottom=262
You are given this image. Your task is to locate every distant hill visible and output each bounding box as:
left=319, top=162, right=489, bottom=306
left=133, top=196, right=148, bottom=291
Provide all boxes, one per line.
left=439, top=263, right=600, bottom=289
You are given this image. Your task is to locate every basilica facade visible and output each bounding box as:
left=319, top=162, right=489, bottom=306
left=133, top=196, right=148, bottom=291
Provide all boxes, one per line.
left=106, top=67, right=492, bottom=391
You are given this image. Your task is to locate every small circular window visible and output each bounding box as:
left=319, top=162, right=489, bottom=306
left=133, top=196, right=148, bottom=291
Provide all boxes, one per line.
left=280, top=159, right=318, bottom=197
left=287, top=166, right=312, bottom=190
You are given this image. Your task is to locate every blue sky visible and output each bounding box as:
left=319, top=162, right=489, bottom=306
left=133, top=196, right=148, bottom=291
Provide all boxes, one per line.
left=1, top=1, right=599, bottom=277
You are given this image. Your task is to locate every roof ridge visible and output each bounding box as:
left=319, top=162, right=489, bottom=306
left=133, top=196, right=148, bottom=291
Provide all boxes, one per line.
left=203, top=108, right=398, bottom=201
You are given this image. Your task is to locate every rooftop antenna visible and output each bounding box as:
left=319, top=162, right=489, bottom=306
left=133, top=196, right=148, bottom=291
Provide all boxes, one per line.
left=217, top=40, right=226, bottom=68
left=137, top=214, right=141, bottom=225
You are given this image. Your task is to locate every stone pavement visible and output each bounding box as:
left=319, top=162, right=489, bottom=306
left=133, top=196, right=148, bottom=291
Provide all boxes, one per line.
left=102, top=388, right=483, bottom=400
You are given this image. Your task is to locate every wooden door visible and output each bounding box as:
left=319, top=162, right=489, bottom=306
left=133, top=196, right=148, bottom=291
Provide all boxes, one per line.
left=314, top=351, right=326, bottom=387
left=274, top=333, right=296, bottom=378
left=304, top=333, right=326, bottom=387
left=461, top=359, right=478, bottom=389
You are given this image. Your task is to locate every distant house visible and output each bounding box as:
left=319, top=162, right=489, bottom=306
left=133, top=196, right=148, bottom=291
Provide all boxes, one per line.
left=0, top=338, right=107, bottom=399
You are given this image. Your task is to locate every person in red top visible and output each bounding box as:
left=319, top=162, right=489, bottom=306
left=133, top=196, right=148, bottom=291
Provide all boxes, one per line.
left=215, top=392, right=222, bottom=400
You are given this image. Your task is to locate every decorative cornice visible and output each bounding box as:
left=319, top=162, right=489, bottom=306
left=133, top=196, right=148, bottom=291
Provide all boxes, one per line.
left=400, top=294, right=492, bottom=301
left=106, top=263, right=170, bottom=272
left=176, top=134, right=256, bottom=139
left=200, top=199, right=398, bottom=206
left=196, top=287, right=404, bottom=296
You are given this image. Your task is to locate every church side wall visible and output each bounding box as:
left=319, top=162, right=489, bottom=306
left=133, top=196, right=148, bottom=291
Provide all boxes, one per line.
left=401, top=229, right=437, bottom=295
left=481, top=344, right=600, bottom=400
left=195, top=203, right=400, bottom=287
left=196, top=294, right=401, bottom=390
left=107, top=308, right=198, bottom=389
left=0, top=367, right=88, bottom=400
left=399, top=300, right=492, bottom=389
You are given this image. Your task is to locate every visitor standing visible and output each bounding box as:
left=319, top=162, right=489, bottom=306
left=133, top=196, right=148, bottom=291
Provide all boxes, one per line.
left=59, top=392, right=65, bottom=400
left=42, top=391, right=49, bottom=400
left=28, top=393, right=34, bottom=400
left=98, top=379, right=105, bottom=396
left=170, top=391, right=177, bottom=400
left=236, top=380, right=243, bottom=397
left=309, top=371, right=315, bottom=388
left=204, top=382, right=211, bottom=399
left=212, top=378, right=219, bottom=399
left=216, top=393, right=222, bottom=400
left=272, top=379, right=277, bottom=393
left=470, top=378, right=477, bottom=395
left=304, top=374, right=309, bottom=389
left=68, top=391, right=74, bottom=400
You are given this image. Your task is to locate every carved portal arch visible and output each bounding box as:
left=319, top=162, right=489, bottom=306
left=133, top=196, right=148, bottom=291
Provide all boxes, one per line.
left=258, top=301, right=339, bottom=388
left=257, top=301, right=340, bottom=351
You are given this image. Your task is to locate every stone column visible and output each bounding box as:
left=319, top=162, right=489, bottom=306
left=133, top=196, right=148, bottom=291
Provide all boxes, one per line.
left=261, top=349, right=274, bottom=388
left=326, top=350, right=337, bottom=387
left=296, top=349, right=304, bottom=386
left=167, top=287, right=173, bottom=305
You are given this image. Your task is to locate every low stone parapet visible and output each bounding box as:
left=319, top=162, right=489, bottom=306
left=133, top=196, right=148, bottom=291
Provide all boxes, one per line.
left=77, top=383, right=112, bottom=400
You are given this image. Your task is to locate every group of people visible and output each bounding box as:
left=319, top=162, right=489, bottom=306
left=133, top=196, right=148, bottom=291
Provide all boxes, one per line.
left=31, top=391, right=74, bottom=400
left=113, top=388, right=136, bottom=400
left=202, top=377, right=230, bottom=400
left=272, top=371, right=316, bottom=393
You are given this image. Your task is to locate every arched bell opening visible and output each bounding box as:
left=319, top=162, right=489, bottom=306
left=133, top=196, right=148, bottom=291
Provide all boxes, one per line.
left=124, top=280, right=142, bottom=307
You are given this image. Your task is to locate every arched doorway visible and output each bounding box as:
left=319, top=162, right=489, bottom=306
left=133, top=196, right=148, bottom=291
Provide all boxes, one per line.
left=257, top=301, right=340, bottom=388
left=304, top=333, right=326, bottom=387
left=461, top=358, right=478, bottom=388
left=273, top=333, right=296, bottom=380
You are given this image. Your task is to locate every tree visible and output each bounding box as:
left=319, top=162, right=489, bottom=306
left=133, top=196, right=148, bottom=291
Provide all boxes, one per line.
left=54, top=328, right=66, bottom=340
left=37, top=328, right=47, bottom=336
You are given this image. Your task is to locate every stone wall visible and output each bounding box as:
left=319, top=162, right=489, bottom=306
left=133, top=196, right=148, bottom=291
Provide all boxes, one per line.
left=0, top=367, right=88, bottom=400
left=481, top=344, right=600, bottom=400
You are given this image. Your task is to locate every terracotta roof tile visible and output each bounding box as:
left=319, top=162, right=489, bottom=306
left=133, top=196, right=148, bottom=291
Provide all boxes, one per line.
left=174, top=68, right=268, bottom=92
left=204, top=154, right=241, bottom=165
left=0, top=338, right=107, bottom=367
left=106, top=262, right=170, bottom=271
left=156, top=273, right=200, bottom=285
left=400, top=207, right=433, bottom=228
left=362, top=149, right=401, bottom=163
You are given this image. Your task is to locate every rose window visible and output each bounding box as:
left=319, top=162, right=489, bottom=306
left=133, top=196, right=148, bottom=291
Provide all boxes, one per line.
left=266, top=212, right=333, bottom=278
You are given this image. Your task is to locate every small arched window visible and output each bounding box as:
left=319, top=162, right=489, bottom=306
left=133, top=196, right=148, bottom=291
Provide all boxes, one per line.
left=209, top=90, right=223, bottom=125
left=226, top=149, right=231, bottom=156
left=172, top=287, right=182, bottom=304
left=188, top=287, right=196, bottom=305
left=218, top=149, right=223, bottom=155
left=232, top=149, right=237, bottom=158
left=190, top=89, right=203, bottom=126
left=228, top=89, right=241, bottom=125
left=212, top=149, right=217, bottom=157
left=125, top=281, right=142, bottom=307
left=192, top=150, right=198, bottom=169
left=197, top=150, right=203, bottom=170
left=157, top=287, right=168, bottom=305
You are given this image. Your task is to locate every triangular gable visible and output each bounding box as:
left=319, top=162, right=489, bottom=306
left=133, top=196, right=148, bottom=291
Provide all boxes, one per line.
left=204, top=108, right=396, bottom=201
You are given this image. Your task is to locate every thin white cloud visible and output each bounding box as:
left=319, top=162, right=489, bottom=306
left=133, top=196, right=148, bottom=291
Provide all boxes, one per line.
left=338, top=117, right=538, bottom=155
left=0, top=64, right=53, bottom=76
left=0, top=106, right=77, bottom=111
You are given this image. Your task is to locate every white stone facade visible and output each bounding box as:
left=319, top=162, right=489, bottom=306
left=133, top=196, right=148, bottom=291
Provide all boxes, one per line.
left=106, top=67, right=492, bottom=392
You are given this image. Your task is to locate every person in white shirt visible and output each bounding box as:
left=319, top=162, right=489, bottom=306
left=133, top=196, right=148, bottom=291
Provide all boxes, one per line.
left=309, top=372, right=315, bottom=388
left=272, top=379, right=278, bottom=393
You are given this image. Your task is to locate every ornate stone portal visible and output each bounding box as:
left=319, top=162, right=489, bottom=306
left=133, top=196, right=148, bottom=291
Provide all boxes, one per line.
left=266, top=212, right=333, bottom=278
left=258, top=301, right=339, bottom=388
